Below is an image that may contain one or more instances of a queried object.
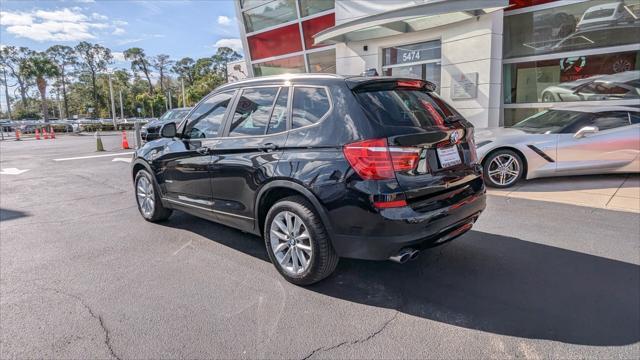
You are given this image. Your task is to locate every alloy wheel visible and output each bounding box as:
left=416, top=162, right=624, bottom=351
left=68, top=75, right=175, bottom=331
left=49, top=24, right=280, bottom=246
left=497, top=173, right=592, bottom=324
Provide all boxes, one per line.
left=488, top=154, right=520, bottom=186
left=136, top=175, right=155, bottom=218
left=270, top=211, right=313, bottom=276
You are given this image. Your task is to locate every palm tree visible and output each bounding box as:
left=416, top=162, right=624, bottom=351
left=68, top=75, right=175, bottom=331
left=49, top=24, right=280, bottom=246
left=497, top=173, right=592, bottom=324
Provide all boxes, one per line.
left=20, top=53, right=60, bottom=122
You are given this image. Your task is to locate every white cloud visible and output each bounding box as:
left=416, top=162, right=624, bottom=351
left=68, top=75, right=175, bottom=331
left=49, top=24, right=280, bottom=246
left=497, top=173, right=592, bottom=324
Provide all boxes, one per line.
left=112, top=20, right=128, bottom=26
left=217, top=15, right=231, bottom=26
left=0, top=8, right=116, bottom=42
left=112, top=27, right=126, bottom=35
left=112, top=51, right=126, bottom=62
left=92, top=12, right=109, bottom=21
left=35, top=9, right=87, bottom=22
left=214, top=38, right=243, bottom=53
left=0, top=11, right=34, bottom=26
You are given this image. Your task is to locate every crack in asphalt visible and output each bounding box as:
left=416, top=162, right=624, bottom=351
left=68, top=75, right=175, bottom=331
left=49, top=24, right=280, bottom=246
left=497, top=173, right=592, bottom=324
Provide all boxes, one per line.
left=301, top=311, right=400, bottom=360
left=42, top=287, right=121, bottom=360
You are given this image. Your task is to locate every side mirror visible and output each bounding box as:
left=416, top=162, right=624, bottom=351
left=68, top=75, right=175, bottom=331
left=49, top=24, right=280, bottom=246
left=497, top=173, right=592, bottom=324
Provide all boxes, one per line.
left=160, top=122, right=177, bottom=138
left=574, top=125, right=598, bottom=139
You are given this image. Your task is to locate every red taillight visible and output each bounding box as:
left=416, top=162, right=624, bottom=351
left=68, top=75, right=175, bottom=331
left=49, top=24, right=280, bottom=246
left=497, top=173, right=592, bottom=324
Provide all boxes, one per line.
left=396, top=80, right=424, bottom=89
left=373, top=199, right=408, bottom=209
left=468, top=133, right=479, bottom=163
left=343, top=138, right=420, bottom=180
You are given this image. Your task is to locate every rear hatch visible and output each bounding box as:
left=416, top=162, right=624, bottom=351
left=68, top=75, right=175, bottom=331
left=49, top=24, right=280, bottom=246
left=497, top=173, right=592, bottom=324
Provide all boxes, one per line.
left=350, top=79, right=482, bottom=210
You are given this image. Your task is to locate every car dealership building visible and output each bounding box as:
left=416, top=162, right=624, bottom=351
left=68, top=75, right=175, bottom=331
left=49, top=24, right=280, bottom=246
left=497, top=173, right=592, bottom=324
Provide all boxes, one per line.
left=234, top=0, right=640, bottom=128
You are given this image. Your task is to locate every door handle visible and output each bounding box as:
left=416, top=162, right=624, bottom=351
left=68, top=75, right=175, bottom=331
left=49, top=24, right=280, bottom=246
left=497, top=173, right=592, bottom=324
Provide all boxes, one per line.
left=196, top=147, right=210, bottom=155
left=260, top=143, right=278, bottom=152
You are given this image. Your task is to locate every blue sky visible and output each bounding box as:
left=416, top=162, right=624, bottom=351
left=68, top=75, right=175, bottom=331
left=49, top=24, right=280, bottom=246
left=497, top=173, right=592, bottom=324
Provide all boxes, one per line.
left=0, top=0, right=242, bottom=111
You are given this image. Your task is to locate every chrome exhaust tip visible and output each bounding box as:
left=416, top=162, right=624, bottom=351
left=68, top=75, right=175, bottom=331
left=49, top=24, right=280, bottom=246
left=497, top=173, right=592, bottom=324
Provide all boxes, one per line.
left=409, top=249, right=420, bottom=261
left=389, top=248, right=417, bottom=264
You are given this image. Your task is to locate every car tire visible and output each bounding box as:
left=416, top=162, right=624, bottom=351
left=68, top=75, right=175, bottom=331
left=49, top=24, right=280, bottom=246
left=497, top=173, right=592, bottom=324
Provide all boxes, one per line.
left=264, top=196, right=339, bottom=285
left=541, top=92, right=556, bottom=102
left=134, top=169, right=172, bottom=222
left=483, top=149, right=524, bottom=188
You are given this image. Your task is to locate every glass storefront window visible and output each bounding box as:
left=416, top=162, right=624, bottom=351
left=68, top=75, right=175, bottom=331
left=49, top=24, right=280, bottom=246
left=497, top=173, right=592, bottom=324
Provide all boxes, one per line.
left=299, top=0, right=334, bottom=17
left=504, top=51, right=640, bottom=104
left=504, top=0, right=640, bottom=59
left=301, top=13, right=335, bottom=49
left=252, top=55, right=306, bottom=76
left=247, top=23, right=303, bottom=60
left=240, top=0, right=272, bottom=10
left=503, top=108, right=547, bottom=127
left=243, top=0, right=297, bottom=33
left=307, top=48, right=336, bottom=73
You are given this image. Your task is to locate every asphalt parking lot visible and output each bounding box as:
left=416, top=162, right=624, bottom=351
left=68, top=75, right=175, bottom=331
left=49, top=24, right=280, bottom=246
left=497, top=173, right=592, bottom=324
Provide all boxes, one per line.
left=1, top=134, right=639, bottom=359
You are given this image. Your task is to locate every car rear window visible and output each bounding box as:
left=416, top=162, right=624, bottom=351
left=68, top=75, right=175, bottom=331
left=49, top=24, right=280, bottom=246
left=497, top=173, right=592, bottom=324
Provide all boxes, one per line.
left=292, top=87, right=330, bottom=129
left=354, top=89, right=462, bottom=129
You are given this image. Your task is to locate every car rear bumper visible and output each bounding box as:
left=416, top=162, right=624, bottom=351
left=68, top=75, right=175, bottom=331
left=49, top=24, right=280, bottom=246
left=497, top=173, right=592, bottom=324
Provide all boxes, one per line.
left=328, top=185, right=486, bottom=260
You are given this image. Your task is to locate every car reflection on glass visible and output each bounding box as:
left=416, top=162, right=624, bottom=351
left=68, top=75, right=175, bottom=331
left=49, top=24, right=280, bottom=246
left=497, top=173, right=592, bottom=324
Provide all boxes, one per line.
left=550, top=23, right=640, bottom=52
left=540, top=70, right=640, bottom=102
left=576, top=1, right=635, bottom=30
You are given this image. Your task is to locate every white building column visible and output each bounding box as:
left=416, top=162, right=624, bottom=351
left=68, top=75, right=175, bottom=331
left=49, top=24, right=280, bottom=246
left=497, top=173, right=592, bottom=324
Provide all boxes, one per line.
left=334, top=7, right=505, bottom=128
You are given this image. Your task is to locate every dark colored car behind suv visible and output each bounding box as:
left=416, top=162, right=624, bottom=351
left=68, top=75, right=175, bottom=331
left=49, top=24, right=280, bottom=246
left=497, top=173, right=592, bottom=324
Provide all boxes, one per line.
left=141, top=107, right=192, bottom=142
left=131, top=74, right=486, bottom=285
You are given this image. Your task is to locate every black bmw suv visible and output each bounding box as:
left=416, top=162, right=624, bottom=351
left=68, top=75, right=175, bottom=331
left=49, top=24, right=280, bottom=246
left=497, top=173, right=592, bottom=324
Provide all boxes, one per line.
left=131, top=74, right=486, bottom=285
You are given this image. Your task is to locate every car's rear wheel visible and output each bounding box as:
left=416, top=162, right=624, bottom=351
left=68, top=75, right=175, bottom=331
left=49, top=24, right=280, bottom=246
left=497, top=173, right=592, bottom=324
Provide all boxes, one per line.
left=135, top=169, right=172, bottom=222
left=483, top=149, right=523, bottom=188
left=264, top=196, right=338, bottom=285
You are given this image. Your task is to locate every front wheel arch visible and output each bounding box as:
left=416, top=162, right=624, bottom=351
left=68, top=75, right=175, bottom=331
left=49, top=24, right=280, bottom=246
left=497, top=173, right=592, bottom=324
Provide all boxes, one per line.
left=481, top=147, right=528, bottom=180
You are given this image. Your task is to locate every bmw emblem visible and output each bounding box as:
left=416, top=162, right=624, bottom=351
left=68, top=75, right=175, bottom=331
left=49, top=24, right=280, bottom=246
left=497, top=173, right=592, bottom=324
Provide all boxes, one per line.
left=450, top=131, right=460, bottom=145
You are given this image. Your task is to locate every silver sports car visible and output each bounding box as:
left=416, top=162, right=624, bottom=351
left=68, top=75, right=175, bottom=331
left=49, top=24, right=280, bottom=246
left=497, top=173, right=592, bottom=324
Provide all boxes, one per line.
left=476, top=106, right=640, bottom=188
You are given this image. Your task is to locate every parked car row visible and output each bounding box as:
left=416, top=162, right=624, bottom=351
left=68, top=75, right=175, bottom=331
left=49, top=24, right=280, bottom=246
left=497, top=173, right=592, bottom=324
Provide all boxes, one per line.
left=0, top=117, right=155, bottom=133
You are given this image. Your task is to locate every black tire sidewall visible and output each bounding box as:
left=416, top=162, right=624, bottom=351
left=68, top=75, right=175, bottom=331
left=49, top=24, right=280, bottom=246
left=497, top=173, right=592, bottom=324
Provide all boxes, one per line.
left=135, top=169, right=170, bottom=222
left=483, top=150, right=524, bottom=188
left=264, top=198, right=331, bottom=285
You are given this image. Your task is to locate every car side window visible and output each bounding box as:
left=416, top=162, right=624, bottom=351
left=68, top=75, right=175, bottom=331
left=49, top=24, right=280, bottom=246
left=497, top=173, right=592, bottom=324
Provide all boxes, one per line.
left=291, top=87, right=330, bottom=129
left=184, top=91, right=234, bottom=139
left=629, top=112, right=640, bottom=125
left=229, top=87, right=279, bottom=137
left=267, top=87, right=289, bottom=134
left=591, top=111, right=631, bottom=131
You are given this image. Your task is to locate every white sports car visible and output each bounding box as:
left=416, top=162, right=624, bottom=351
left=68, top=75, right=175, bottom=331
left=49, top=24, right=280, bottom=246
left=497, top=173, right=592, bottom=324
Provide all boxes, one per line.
left=475, top=106, right=640, bottom=188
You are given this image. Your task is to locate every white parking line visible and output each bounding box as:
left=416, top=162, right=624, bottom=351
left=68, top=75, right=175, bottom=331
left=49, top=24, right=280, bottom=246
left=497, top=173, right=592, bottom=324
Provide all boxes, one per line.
left=112, top=157, right=133, bottom=163
left=0, top=168, right=30, bottom=175
left=53, top=152, right=134, bottom=162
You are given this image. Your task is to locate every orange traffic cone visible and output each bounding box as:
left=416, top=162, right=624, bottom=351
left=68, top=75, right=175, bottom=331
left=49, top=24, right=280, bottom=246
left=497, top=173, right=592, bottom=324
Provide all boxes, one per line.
left=121, top=130, right=130, bottom=149
left=50, top=127, right=56, bottom=139
left=43, top=128, right=49, bottom=139
left=15, top=129, right=21, bottom=141
left=35, top=128, right=41, bottom=140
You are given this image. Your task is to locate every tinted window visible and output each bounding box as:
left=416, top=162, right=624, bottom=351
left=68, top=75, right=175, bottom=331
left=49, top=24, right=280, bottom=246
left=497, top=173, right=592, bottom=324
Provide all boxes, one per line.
left=355, top=89, right=458, bottom=129
left=267, top=87, right=288, bottom=134
left=592, top=112, right=631, bottom=130
left=514, top=110, right=585, bottom=134
left=291, top=87, right=330, bottom=129
left=184, top=92, right=234, bottom=139
left=630, top=112, right=640, bottom=124
left=229, top=87, right=278, bottom=137
left=243, top=0, right=297, bottom=33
